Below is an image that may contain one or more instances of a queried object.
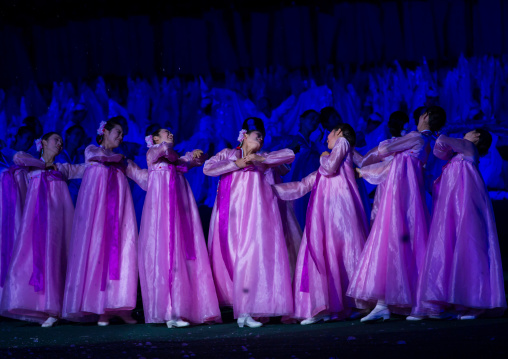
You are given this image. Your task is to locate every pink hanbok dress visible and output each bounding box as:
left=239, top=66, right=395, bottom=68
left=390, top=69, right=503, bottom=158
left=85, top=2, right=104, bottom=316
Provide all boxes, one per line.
left=1, top=152, right=85, bottom=322
left=415, top=135, right=506, bottom=316
left=347, top=131, right=431, bottom=315
left=0, top=165, right=28, bottom=305
left=204, top=148, right=295, bottom=319
left=264, top=164, right=302, bottom=278
left=134, top=143, right=221, bottom=324
left=273, top=138, right=369, bottom=320
left=63, top=145, right=138, bottom=321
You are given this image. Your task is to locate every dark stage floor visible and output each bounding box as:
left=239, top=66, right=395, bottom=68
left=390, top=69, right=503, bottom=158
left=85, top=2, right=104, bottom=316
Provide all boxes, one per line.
left=1, top=313, right=508, bottom=358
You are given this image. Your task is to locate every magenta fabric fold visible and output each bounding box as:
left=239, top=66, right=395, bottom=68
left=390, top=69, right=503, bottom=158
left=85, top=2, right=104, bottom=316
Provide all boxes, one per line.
left=29, top=170, right=65, bottom=292
left=173, top=165, right=196, bottom=261
left=1, top=166, right=19, bottom=287
left=168, top=162, right=196, bottom=290
left=217, top=172, right=234, bottom=279
left=167, top=165, right=177, bottom=290
left=100, top=162, right=125, bottom=291
left=300, top=172, right=323, bottom=293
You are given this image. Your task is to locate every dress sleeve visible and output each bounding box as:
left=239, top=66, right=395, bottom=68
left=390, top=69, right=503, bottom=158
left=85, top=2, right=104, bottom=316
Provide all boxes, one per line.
left=146, top=143, right=179, bottom=166
left=203, top=148, right=239, bottom=177
left=434, top=135, right=476, bottom=159
left=319, top=137, right=349, bottom=176
left=13, top=152, right=45, bottom=169
left=378, top=132, right=422, bottom=157
left=358, top=158, right=393, bottom=185
left=178, top=151, right=208, bottom=170
left=126, top=160, right=148, bottom=191
left=272, top=171, right=318, bottom=201
left=56, top=163, right=87, bottom=179
left=353, top=146, right=381, bottom=168
left=262, top=148, right=295, bottom=167
left=85, top=145, right=125, bottom=163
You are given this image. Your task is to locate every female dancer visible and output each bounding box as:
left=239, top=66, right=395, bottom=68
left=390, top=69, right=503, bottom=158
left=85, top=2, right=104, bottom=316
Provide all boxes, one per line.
left=347, top=106, right=446, bottom=321
left=63, top=118, right=138, bottom=326
left=204, top=117, right=295, bottom=328
left=134, top=128, right=221, bottom=328
left=413, top=130, right=506, bottom=319
left=1, top=133, right=85, bottom=327
left=0, top=158, right=28, bottom=307
left=273, top=123, right=369, bottom=324
left=353, top=111, right=410, bottom=226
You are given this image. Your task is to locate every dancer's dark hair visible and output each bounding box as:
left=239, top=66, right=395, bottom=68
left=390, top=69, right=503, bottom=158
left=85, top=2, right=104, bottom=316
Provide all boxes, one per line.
left=333, top=123, right=356, bottom=147
left=241, top=117, right=266, bottom=137
left=388, top=111, right=409, bottom=137
left=413, top=106, right=426, bottom=126
left=96, top=118, right=123, bottom=145
left=423, top=106, right=446, bottom=132
left=145, top=123, right=162, bottom=137
left=475, top=128, right=492, bottom=157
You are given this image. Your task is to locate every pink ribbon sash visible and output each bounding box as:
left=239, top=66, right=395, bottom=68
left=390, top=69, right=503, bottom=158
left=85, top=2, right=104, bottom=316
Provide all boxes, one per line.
left=29, top=170, right=66, bottom=292
left=166, top=163, right=196, bottom=290
left=300, top=172, right=326, bottom=293
left=100, top=162, right=126, bottom=291
left=217, top=171, right=234, bottom=279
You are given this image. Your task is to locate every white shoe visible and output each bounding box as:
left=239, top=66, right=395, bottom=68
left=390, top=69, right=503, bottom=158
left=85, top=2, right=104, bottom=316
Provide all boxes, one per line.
left=406, top=315, right=424, bottom=321
left=237, top=315, right=263, bottom=328
left=41, top=317, right=58, bottom=328
left=300, top=314, right=331, bottom=325
left=98, top=314, right=111, bottom=326
left=360, top=307, right=390, bottom=323
left=459, top=309, right=485, bottom=320
left=175, top=319, right=190, bottom=327
left=166, top=319, right=190, bottom=328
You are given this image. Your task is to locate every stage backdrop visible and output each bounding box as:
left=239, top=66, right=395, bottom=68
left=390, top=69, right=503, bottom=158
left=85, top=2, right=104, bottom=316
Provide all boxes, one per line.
left=1, top=0, right=508, bottom=87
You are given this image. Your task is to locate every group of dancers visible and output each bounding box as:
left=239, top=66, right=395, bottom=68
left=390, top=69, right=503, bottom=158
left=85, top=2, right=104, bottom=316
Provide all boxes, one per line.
left=0, top=105, right=505, bottom=329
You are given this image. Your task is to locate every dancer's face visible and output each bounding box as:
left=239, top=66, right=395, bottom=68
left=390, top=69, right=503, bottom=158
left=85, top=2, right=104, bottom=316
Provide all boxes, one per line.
left=464, top=130, right=480, bottom=145
left=327, top=129, right=343, bottom=149
left=103, top=125, right=123, bottom=149
left=154, top=129, right=174, bottom=145
left=43, top=134, right=63, bottom=155
left=243, top=131, right=264, bottom=151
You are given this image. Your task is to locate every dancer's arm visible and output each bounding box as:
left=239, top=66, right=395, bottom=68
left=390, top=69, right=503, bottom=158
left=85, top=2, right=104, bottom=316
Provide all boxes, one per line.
left=272, top=171, right=318, bottom=201
left=353, top=146, right=381, bottom=168
left=261, top=149, right=295, bottom=167
left=319, top=137, right=349, bottom=176
left=203, top=148, right=240, bottom=177
left=85, top=145, right=124, bottom=163
left=378, top=131, right=422, bottom=157
left=126, top=159, right=148, bottom=191
left=434, top=135, right=476, bottom=159
left=178, top=150, right=207, bottom=170
left=146, top=142, right=179, bottom=167
left=13, top=151, right=45, bottom=169
left=56, top=163, right=87, bottom=179
left=357, top=159, right=393, bottom=185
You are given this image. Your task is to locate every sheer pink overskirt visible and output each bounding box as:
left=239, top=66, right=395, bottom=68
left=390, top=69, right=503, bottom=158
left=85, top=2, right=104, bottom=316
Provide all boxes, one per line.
left=63, top=145, right=138, bottom=321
